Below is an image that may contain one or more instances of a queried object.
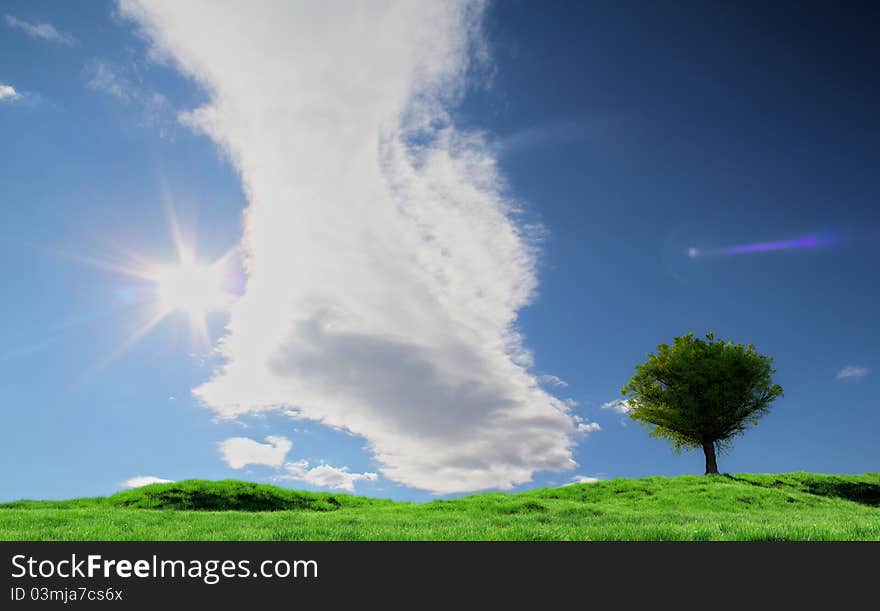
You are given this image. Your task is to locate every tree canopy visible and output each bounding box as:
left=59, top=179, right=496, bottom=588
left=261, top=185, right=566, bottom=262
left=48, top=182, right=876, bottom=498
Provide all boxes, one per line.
left=621, top=333, right=783, bottom=474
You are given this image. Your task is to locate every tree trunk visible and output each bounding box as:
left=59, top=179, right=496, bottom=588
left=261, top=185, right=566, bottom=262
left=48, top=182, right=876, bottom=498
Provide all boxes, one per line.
left=702, top=440, right=719, bottom=474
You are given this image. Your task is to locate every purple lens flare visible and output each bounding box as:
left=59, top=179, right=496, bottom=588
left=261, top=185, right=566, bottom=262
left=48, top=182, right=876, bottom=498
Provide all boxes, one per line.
left=724, top=235, right=829, bottom=254
left=689, top=234, right=837, bottom=258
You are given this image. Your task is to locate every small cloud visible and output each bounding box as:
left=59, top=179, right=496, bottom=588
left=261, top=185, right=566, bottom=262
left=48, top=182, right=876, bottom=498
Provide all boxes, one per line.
left=5, top=15, right=75, bottom=45
left=835, top=365, right=870, bottom=381
left=280, top=460, right=378, bottom=493
left=574, top=416, right=601, bottom=434
left=120, top=475, right=173, bottom=489
left=0, top=83, right=19, bottom=102
left=219, top=435, right=292, bottom=469
left=566, top=475, right=601, bottom=485
left=601, top=399, right=634, bottom=414
left=538, top=374, right=568, bottom=388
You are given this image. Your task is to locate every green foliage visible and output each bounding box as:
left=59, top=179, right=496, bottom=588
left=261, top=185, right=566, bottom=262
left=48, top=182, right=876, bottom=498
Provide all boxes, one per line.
left=1, top=473, right=878, bottom=541
left=622, top=332, right=783, bottom=453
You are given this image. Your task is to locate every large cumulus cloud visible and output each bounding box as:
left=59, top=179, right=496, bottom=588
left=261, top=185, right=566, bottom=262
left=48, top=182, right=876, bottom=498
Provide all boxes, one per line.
left=120, top=0, right=588, bottom=493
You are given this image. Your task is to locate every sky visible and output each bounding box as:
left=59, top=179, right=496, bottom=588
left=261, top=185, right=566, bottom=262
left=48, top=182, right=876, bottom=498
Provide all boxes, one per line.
left=1, top=1, right=877, bottom=502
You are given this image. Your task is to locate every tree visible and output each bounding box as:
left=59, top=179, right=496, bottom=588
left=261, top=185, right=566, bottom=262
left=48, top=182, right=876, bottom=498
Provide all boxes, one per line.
left=621, top=333, right=783, bottom=474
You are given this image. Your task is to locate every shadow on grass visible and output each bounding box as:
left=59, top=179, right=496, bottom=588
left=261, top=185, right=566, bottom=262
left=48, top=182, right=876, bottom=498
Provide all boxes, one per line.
left=801, top=481, right=880, bottom=507
left=725, top=475, right=880, bottom=507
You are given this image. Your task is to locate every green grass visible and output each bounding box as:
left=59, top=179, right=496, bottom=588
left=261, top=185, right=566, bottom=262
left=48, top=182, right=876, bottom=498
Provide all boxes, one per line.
left=2, top=472, right=878, bottom=540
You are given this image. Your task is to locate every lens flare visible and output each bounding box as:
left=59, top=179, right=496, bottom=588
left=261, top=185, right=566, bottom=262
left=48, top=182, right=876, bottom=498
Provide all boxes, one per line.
left=688, top=234, right=836, bottom=259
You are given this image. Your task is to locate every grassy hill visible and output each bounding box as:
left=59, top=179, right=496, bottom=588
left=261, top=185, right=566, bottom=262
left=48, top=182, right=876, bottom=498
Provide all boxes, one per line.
left=1, top=472, right=878, bottom=540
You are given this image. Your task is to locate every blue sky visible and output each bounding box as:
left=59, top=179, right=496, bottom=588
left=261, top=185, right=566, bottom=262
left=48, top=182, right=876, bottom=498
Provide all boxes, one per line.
left=1, top=1, right=876, bottom=502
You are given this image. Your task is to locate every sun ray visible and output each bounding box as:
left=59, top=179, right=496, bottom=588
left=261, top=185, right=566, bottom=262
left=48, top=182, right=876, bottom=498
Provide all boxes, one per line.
left=162, top=186, right=195, bottom=266
left=188, top=311, right=212, bottom=352
left=91, top=306, right=172, bottom=372
left=46, top=247, right=158, bottom=282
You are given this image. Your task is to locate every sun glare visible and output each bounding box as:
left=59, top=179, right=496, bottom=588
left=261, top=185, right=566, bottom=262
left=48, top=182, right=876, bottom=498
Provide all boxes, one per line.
left=67, top=199, right=246, bottom=367
left=153, top=261, right=230, bottom=317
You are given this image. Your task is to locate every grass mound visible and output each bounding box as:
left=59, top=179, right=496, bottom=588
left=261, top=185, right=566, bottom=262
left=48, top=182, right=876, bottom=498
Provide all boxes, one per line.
left=527, top=471, right=880, bottom=508
left=106, top=480, right=350, bottom=511
left=1, top=480, right=376, bottom=512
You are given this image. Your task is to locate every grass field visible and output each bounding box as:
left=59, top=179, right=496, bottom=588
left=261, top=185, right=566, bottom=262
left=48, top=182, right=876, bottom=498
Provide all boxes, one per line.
left=1, top=472, right=878, bottom=541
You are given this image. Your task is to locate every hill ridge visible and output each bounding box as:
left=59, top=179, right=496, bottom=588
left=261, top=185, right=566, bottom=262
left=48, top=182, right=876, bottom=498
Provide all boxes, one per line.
left=3, top=471, right=878, bottom=511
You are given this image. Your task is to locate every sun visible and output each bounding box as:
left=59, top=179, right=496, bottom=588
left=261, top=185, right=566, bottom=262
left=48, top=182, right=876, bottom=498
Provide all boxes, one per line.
left=153, top=261, right=230, bottom=317
left=66, top=204, right=242, bottom=366
left=131, top=253, right=237, bottom=352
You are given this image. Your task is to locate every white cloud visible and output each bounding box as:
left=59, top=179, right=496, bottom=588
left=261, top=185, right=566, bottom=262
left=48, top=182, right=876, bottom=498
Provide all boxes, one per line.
left=567, top=475, right=600, bottom=484
left=120, top=0, right=579, bottom=495
left=120, top=475, right=173, bottom=489
left=835, top=365, right=869, bottom=381
left=576, top=420, right=601, bottom=434
left=538, top=374, right=568, bottom=388
left=281, top=460, right=378, bottom=493
left=572, top=413, right=600, bottom=434
left=601, top=399, right=635, bottom=414
left=219, top=435, right=292, bottom=469
left=0, top=83, right=18, bottom=102
left=5, top=15, right=75, bottom=45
